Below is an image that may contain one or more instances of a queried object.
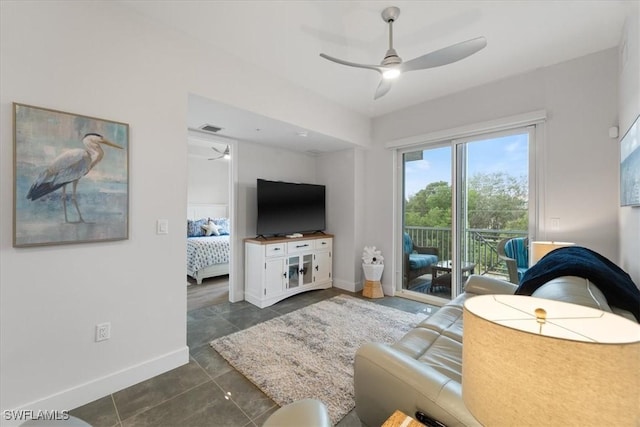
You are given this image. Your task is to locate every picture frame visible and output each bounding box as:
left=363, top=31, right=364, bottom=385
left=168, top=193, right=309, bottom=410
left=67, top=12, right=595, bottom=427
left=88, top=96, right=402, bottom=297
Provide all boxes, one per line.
left=13, top=103, right=129, bottom=247
left=620, top=114, right=640, bottom=207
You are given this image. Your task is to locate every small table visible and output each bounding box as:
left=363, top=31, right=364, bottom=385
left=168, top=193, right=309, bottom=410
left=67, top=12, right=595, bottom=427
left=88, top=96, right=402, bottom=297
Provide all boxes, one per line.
left=382, top=410, right=425, bottom=427
left=431, top=260, right=476, bottom=292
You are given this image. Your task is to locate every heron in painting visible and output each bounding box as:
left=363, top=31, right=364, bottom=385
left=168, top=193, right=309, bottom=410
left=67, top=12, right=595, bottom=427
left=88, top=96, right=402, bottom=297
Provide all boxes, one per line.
left=26, top=133, right=123, bottom=223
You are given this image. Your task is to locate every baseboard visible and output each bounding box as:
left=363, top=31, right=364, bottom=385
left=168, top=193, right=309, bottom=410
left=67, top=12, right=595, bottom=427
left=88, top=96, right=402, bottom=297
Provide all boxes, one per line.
left=2, top=346, right=189, bottom=426
left=334, top=279, right=394, bottom=296
left=332, top=278, right=360, bottom=292
left=381, top=281, right=395, bottom=296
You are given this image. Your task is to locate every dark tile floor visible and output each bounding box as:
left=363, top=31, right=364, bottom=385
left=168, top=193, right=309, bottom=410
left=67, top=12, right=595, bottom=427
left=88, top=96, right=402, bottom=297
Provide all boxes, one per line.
left=70, top=287, right=435, bottom=427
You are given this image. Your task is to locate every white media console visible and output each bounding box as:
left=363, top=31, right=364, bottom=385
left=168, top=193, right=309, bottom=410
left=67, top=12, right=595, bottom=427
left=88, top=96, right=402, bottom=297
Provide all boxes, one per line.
left=244, top=234, right=333, bottom=308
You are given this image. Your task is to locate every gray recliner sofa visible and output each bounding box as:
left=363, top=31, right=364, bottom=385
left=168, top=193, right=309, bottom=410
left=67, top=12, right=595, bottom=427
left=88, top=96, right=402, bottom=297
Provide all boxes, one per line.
left=354, top=274, right=638, bottom=427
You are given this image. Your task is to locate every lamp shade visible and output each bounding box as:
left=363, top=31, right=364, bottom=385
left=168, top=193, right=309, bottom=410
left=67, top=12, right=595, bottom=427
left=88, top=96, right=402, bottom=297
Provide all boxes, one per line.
left=530, top=240, right=575, bottom=263
left=462, top=295, right=640, bottom=426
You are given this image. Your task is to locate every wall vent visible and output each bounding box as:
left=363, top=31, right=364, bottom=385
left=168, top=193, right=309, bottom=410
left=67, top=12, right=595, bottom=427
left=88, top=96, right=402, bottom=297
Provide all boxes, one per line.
left=200, top=124, right=223, bottom=133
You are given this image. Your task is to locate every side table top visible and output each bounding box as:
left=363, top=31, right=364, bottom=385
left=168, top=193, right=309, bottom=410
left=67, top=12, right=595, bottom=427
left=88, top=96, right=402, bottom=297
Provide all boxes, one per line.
left=382, top=410, right=425, bottom=427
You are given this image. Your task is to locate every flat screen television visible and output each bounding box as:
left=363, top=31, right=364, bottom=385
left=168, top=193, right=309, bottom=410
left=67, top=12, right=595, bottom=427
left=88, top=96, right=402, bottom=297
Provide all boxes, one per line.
left=256, top=179, right=326, bottom=236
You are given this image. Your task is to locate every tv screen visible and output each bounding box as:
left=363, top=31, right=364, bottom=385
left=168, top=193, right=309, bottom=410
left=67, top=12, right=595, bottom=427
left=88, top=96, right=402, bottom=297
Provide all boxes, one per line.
left=256, top=179, right=326, bottom=236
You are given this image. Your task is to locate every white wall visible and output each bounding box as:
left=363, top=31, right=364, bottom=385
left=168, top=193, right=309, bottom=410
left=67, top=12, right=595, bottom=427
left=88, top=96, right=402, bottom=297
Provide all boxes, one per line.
left=618, top=8, right=640, bottom=286
left=187, top=157, right=230, bottom=205
left=233, top=141, right=319, bottom=300
left=369, top=49, right=621, bottom=289
left=317, top=148, right=365, bottom=291
left=0, top=1, right=368, bottom=416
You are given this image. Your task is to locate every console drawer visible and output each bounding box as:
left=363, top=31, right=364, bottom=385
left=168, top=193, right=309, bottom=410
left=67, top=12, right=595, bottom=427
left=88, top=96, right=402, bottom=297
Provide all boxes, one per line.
left=265, top=243, right=285, bottom=257
left=287, top=240, right=313, bottom=253
left=315, top=238, right=332, bottom=250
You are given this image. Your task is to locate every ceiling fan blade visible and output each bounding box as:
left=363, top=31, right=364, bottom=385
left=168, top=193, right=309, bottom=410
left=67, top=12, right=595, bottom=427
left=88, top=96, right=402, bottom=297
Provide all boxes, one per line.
left=209, top=145, right=230, bottom=160
left=374, top=78, right=393, bottom=100
left=400, top=36, right=487, bottom=72
left=320, top=53, right=384, bottom=73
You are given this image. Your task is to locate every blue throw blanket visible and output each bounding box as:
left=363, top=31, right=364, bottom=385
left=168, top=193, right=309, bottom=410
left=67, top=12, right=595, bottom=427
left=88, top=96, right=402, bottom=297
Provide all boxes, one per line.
left=516, top=246, right=640, bottom=321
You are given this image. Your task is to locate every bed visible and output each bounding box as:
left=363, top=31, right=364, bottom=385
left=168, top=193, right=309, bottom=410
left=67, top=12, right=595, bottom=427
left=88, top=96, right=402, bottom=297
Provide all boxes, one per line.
left=187, top=204, right=230, bottom=284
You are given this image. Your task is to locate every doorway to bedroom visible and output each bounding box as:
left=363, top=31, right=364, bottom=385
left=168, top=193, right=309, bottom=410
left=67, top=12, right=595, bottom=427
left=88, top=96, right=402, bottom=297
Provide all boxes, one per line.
left=186, top=129, right=234, bottom=310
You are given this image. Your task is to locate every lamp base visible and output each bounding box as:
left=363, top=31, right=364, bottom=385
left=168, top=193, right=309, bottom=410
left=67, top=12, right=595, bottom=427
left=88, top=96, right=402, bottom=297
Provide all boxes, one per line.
left=363, top=280, right=384, bottom=298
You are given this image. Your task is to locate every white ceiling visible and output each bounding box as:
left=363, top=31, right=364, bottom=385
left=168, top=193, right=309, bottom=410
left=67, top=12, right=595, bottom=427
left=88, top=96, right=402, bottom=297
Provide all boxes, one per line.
left=121, top=0, right=637, bottom=152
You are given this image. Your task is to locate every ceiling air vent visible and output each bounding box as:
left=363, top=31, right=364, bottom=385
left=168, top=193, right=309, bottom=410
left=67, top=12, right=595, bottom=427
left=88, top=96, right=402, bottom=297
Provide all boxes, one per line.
left=200, top=124, right=223, bottom=133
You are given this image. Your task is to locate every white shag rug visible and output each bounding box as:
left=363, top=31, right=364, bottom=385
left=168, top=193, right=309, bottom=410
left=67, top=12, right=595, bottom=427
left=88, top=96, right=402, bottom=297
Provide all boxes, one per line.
left=210, top=294, right=427, bottom=425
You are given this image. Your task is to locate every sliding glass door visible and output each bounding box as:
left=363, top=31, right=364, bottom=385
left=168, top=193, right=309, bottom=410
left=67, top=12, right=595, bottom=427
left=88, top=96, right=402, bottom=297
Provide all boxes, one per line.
left=401, top=127, right=533, bottom=302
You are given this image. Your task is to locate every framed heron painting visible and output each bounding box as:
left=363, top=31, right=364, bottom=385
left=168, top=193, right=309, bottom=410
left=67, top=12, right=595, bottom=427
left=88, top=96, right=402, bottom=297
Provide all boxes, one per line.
left=620, top=114, right=639, bottom=207
left=13, top=103, right=129, bottom=247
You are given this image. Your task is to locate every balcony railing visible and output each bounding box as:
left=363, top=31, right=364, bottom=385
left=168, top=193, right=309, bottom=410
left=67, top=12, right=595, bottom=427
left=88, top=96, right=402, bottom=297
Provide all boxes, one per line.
left=404, top=226, right=527, bottom=279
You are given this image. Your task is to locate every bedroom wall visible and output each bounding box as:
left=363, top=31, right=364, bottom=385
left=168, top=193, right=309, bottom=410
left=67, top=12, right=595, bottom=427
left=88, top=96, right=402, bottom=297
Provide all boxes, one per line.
left=369, top=48, right=620, bottom=289
left=618, top=9, right=640, bottom=287
left=0, top=1, right=368, bottom=417
left=187, top=156, right=230, bottom=206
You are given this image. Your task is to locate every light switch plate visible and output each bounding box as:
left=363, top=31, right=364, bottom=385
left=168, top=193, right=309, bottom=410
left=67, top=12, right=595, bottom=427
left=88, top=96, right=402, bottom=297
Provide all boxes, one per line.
left=157, top=219, right=169, bottom=234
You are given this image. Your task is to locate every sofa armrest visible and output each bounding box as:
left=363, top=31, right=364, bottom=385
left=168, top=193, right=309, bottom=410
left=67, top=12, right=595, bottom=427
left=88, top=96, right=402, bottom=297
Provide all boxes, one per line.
left=463, top=274, right=517, bottom=295
left=354, top=342, right=480, bottom=427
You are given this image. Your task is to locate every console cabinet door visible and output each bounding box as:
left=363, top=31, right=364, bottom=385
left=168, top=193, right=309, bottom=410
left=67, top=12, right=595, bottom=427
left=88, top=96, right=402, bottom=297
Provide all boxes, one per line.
left=287, top=254, right=313, bottom=289
left=314, top=251, right=331, bottom=284
left=265, top=258, right=285, bottom=297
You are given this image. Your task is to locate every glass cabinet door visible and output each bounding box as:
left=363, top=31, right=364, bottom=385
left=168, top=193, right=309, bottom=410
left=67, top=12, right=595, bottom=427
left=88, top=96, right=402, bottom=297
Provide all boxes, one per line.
left=287, top=254, right=313, bottom=288
left=288, top=256, right=300, bottom=288
left=301, top=254, right=312, bottom=286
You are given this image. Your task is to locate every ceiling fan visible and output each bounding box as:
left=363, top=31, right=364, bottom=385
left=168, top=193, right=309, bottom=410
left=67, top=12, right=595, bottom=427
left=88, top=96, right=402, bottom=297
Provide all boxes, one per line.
left=208, top=145, right=230, bottom=160
left=319, top=6, right=487, bottom=100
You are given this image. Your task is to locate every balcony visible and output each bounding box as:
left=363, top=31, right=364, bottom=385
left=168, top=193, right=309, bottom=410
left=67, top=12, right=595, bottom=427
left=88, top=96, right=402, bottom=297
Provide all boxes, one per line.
left=404, top=226, right=527, bottom=294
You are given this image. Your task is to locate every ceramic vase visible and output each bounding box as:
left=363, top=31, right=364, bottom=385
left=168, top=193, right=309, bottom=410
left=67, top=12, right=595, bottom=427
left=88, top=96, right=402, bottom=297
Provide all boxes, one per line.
left=362, top=263, right=384, bottom=281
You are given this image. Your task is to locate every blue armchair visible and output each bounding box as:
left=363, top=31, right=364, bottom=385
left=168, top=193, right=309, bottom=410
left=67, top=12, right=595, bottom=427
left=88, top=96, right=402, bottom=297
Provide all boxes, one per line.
left=403, top=233, right=439, bottom=284
left=498, top=237, right=529, bottom=284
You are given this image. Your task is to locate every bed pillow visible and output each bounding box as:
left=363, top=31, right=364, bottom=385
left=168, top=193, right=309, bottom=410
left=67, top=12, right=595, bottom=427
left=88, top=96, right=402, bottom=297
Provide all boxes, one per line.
left=202, top=220, right=220, bottom=236
left=211, top=217, right=230, bottom=235
left=187, top=218, right=207, bottom=237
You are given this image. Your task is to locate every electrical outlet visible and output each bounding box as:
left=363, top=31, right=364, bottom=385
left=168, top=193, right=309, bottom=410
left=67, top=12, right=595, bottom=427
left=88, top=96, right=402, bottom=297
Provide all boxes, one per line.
left=96, top=322, right=111, bottom=342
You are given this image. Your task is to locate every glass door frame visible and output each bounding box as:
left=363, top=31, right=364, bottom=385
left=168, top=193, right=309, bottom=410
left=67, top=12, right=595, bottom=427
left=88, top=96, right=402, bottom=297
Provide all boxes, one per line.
left=452, top=126, right=538, bottom=296
left=392, top=112, right=545, bottom=305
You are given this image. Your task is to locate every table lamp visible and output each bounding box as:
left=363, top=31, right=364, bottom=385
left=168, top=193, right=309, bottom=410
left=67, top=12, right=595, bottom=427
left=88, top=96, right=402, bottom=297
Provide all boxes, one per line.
left=530, top=240, right=575, bottom=264
left=462, top=294, right=640, bottom=426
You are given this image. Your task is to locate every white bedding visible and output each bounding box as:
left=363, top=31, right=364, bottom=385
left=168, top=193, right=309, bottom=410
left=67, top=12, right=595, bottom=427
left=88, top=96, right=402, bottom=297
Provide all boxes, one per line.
left=187, top=235, right=230, bottom=276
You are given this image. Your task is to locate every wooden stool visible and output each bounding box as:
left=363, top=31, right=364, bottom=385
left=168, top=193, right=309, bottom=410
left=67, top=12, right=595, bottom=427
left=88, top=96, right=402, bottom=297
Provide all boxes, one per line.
left=363, top=280, right=384, bottom=298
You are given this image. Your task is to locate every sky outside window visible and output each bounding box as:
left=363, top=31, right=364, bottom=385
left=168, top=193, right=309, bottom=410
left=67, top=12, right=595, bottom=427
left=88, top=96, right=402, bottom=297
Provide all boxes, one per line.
left=404, top=134, right=528, bottom=199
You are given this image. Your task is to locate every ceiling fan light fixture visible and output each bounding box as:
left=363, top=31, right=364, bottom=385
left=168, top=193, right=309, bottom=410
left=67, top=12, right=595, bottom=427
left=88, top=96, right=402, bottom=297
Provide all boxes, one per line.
left=319, top=5, right=486, bottom=99
left=382, top=68, right=401, bottom=79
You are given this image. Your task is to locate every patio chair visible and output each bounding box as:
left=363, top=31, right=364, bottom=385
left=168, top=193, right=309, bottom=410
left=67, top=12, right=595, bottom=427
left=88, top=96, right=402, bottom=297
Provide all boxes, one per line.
left=404, top=233, right=439, bottom=284
left=498, top=237, right=529, bottom=284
